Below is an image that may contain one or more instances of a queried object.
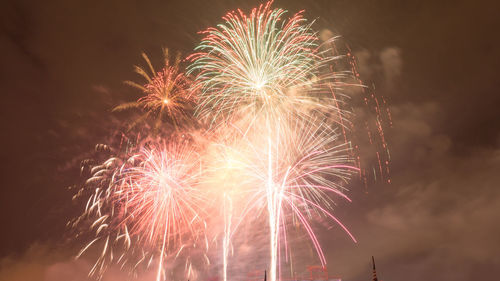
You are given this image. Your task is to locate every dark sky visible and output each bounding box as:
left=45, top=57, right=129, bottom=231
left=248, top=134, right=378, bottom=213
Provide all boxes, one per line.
left=1, top=0, right=499, bottom=280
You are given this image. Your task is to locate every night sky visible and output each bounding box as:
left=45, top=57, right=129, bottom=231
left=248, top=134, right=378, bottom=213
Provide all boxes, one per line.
left=1, top=0, right=499, bottom=280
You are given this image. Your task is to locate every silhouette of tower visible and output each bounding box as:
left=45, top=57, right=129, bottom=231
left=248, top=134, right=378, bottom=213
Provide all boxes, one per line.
left=372, top=256, right=378, bottom=281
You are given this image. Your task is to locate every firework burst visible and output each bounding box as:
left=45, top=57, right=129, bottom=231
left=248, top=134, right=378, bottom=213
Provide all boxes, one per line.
left=73, top=139, right=207, bottom=280
left=187, top=1, right=352, bottom=126
left=114, top=48, right=195, bottom=131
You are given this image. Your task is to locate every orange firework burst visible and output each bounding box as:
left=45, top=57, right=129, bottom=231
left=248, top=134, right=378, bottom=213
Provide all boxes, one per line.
left=114, top=48, right=195, bottom=131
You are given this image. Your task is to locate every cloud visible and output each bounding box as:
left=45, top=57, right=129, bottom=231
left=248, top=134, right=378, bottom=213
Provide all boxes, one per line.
left=379, top=47, right=403, bottom=90
left=321, top=100, right=500, bottom=281
left=354, top=47, right=403, bottom=92
left=364, top=148, right=500, bottom=281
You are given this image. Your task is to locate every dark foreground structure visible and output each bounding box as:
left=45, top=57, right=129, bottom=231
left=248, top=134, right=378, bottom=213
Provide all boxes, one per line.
left=372, top=256, right=379, bottom=281
left=209, top=256, right=380, bottom=281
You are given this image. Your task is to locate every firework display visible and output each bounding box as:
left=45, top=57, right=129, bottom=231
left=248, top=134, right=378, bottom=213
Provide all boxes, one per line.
left=72, top=1, right=390, bottom=280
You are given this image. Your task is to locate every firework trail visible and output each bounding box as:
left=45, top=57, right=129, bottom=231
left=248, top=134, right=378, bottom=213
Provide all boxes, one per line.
left=73, top=139, right=207, bottom=280
left=113, top=48, right=195, bottom=132
left=237, top=118, right=357, bottom=280
left=200, top=127, right=252, bottom=281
